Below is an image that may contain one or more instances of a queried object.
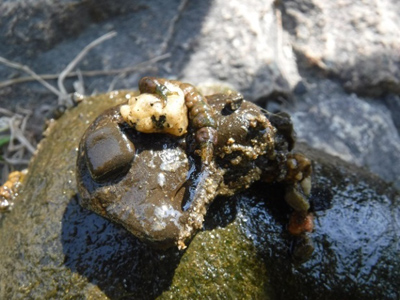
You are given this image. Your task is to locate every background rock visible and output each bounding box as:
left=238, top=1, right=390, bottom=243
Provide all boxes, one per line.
left=279, top=0, right=400, bottom=97
left=289, top=79, right=400, bottom=189
left=276, top=0, right=400, bottom=188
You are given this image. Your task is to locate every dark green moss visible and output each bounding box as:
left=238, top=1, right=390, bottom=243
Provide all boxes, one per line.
left=160, top=222, right=273, bottom=300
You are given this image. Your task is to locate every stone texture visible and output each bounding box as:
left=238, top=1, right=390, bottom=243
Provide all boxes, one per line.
left=280, top=0, right=400, bottom=97
left=384, top=94, right=400, bottom=133
left=0, top=92, right=398, bottom=299
left=0, top=0, right=293, bottom=113
left=289, top=79, right=400, bottom=189
left=175, top=0, right=298, bottom=99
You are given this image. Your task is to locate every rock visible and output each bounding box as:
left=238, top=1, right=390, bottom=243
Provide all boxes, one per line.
left=0, top=0, right=293, bottom=117
left=279, top=0, right=400, bottom=97
left=0, top=92, right=399, bottom=299
left=174, top=0, right=299, bottom=100
left=384, top=94, right=400, bottom=133
left=289, top=79, right=400, bottom=189
left=2, top=0, right=399, bottom=194
left=274, top=0, right=400, bottom=190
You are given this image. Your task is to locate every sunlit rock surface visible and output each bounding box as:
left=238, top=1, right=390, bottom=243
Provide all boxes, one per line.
left=279, top=0, right=400, bottom=97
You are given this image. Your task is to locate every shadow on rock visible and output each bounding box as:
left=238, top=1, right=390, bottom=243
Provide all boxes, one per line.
left=61, top=195, right=183, bottom=299
left=61, top=192, right=242, bottom=299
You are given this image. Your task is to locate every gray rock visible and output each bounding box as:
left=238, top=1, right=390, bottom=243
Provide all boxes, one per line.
left=174, top=0, right=297, bottom=100
left=289, top=79, right=400, bottom=189
left=384, top=94, right=400, bottom=133
left=0, top=0, right=293, bottom=115
left=279, top=0, right=400, bottom=97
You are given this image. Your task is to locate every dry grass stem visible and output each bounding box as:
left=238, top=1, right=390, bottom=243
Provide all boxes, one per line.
left=0, top=57, right=64, bottom=98
left=0, top=31, right=171, bottom=184
left=0, top=108, right=35, bottom=183
left=0, top=53, right=170, bottom=89
left=57, top=31, right=117, bottom=105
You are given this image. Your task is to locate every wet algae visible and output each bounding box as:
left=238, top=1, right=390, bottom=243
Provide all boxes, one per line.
left=0, top=91, right=399, bottom=299
left=159, top=222, right=272, bottom=299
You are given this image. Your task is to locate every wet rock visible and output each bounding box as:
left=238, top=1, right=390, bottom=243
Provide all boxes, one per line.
left=1, top=1, right=400, bottom=297
left=84, top=121, right=136, bottom=182
left=0, top=92, right=399, bottom=299
left=76, top=85, right=312, bottom=251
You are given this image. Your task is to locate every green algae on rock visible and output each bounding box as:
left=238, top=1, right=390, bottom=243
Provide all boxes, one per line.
left=159, top=221, right=273, bottom=300
left=0, top=89, right=399, bottom=299
left=0, top=91, right=129, bottom=299
left=0, top=90, right=273, bottom=299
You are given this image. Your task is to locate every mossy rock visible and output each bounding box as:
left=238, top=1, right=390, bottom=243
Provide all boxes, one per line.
left=0, top=91, right=399, bottom=299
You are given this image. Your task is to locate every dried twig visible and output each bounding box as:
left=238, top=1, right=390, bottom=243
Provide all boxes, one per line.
left=0, top=31, right=171, bottom=184
left=158, top=0, right=188, bottom=55
left=57, top=31, right=117, bottom=105
left=2, top=157, right=30, bottom=165
left=8, top=115, right=35, bottom=154
left=0, top=108, right=35, bottom=183
left=0, top=53, right=171, bottom=89
left=0, top=57, right=65, bottom=98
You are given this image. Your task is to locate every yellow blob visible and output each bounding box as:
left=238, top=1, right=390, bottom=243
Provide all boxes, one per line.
left=120, top=82, right=188, bottom=136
